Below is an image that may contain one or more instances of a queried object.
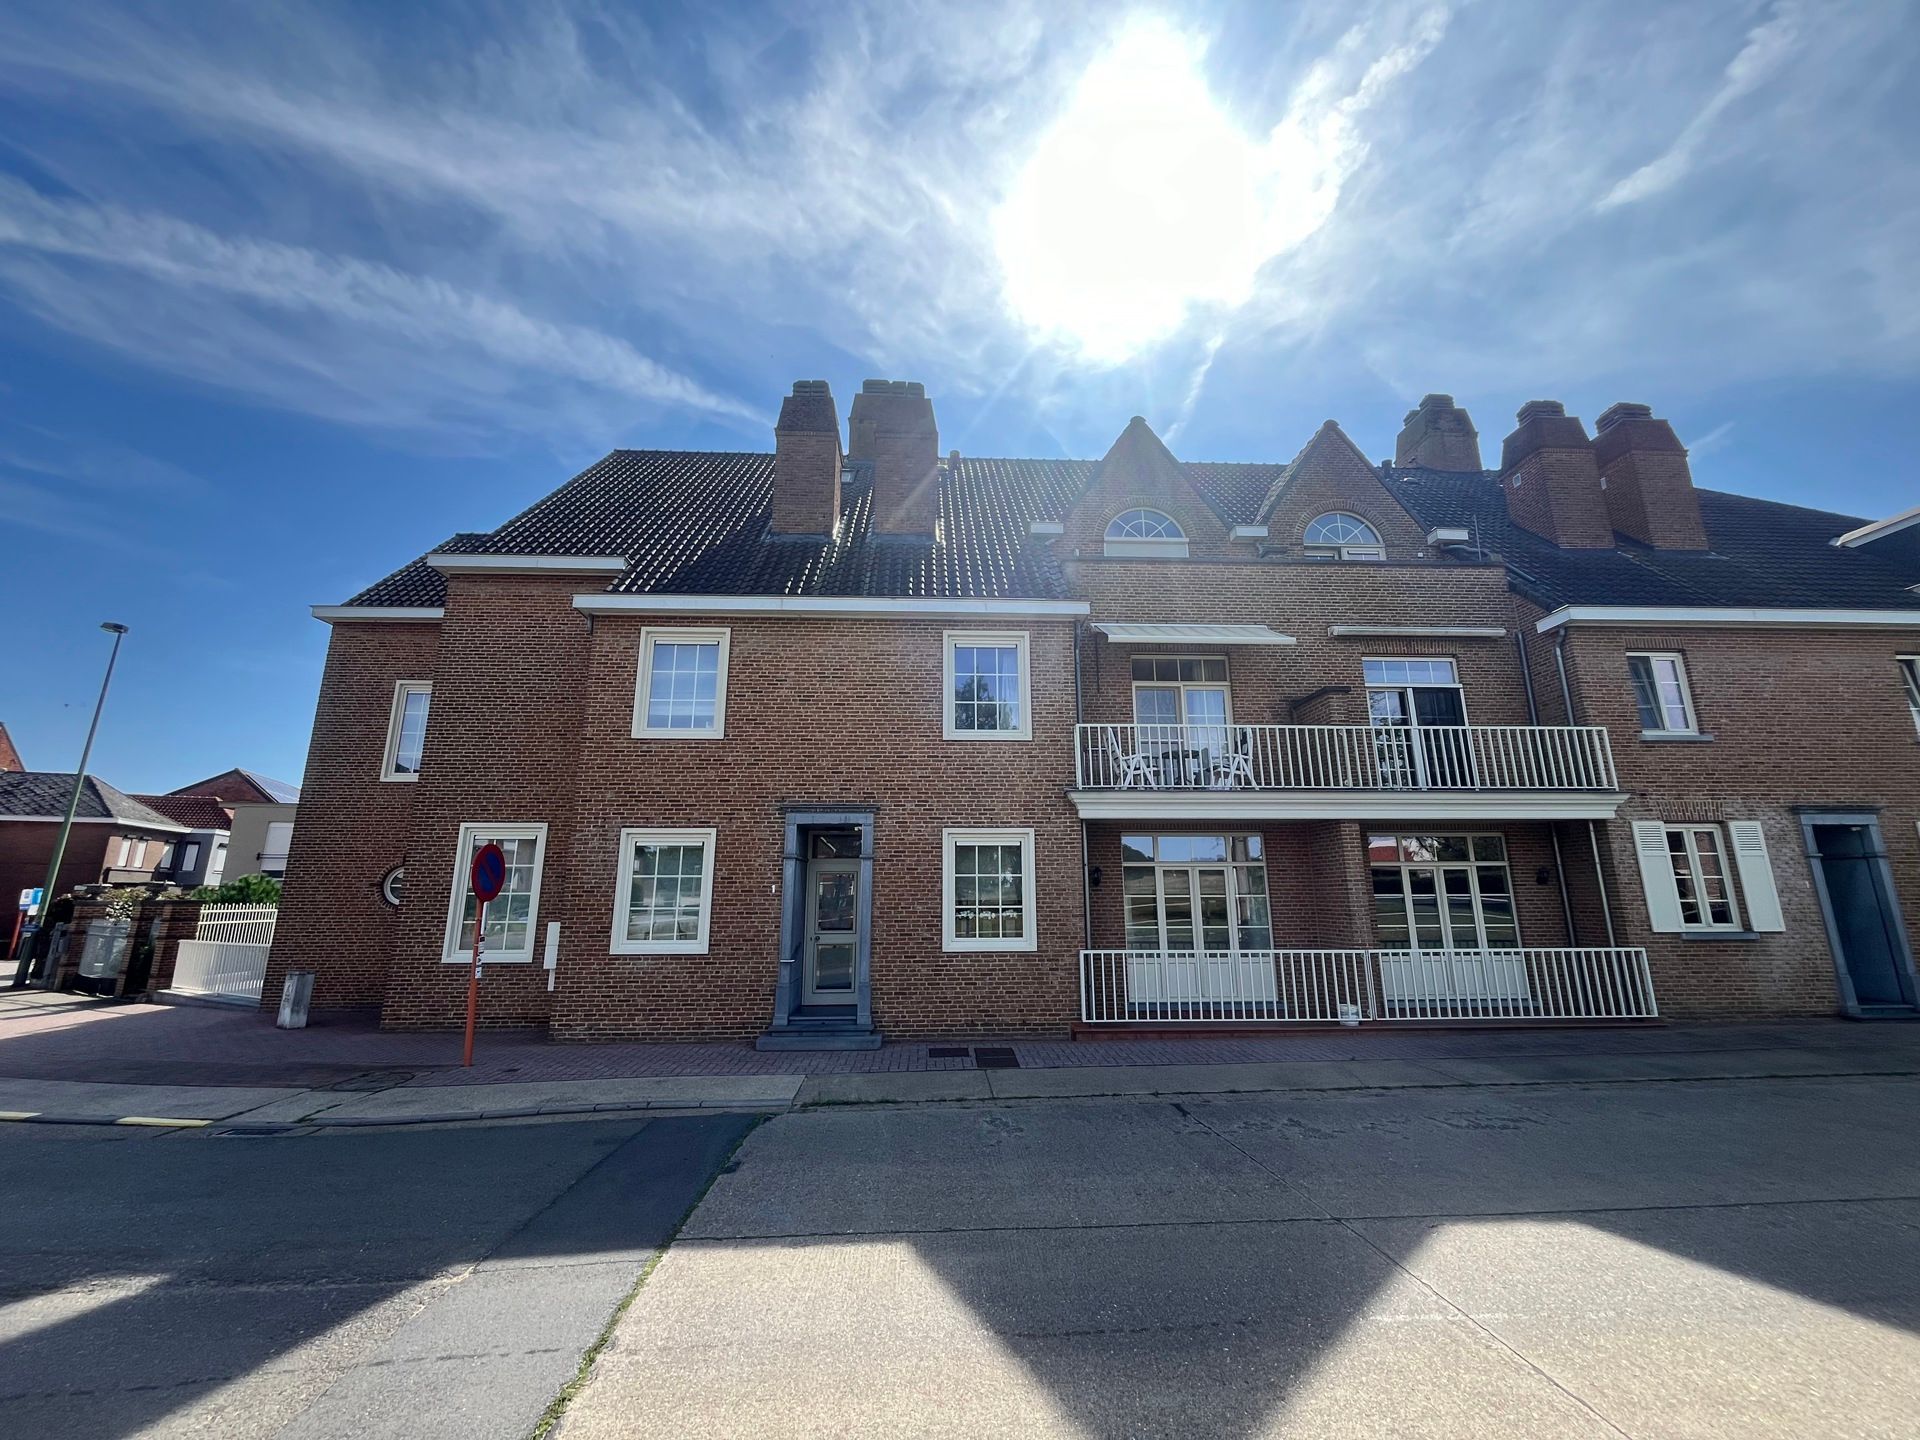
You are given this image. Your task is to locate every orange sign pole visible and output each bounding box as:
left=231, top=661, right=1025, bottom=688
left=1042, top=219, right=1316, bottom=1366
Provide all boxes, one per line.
left=462, top=898, right=484, bottom=1067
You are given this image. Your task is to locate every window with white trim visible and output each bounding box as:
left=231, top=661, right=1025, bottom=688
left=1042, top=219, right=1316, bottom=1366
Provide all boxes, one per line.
left=180, top=842, right=200, bottom=872
left=945, top=631, right=1030, bottom=739
left=1121, top=834, right=1271, bottom=952
left=1368, top=834, right=1518, bottom=951
left=943, top=827, right=1037, bottom=950
left=381, top=866, right=405, bottom=907
left=1900, top=657, right=1920, bottom=737
left=633, top=628, right=730, bottom=737
left=1627, top=653, right=1697, bottom=734
left=381, top=681, right=432, bottom=779
left=442, top=823, right=547, bottom=962
left=116, top=837, right=133, bottom=868
left=1665, top=824, right=1740, bottom=930
left=1103, top=509, right=1189, bottom=558
left=611, top=828, right=716, bottom=954
left=1303, top=512, right=1385, bottom=560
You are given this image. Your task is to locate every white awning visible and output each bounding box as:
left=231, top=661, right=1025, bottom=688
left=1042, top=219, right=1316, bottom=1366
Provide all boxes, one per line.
left=1091, top=622, right=1296, bottom=645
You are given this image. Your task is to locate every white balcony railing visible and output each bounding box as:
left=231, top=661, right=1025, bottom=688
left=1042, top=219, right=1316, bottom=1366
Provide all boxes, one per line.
left=1075, top=723, right=1617, bottom=793
left=1080, top=947, right=1658, bottom=1024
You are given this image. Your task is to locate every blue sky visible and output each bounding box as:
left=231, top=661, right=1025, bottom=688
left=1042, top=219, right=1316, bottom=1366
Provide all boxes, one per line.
left=1, top=0, right=1916, bottom=791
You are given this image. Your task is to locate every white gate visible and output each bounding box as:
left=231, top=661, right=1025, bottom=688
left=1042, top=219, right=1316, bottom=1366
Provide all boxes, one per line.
left=170, top=904, right=277, bottom=1003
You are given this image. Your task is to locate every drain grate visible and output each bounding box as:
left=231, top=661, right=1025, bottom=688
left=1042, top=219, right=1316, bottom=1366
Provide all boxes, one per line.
left=972, top=1046, right=1020, bottom=1069
left=927, top=1046, right=970, bottom=1059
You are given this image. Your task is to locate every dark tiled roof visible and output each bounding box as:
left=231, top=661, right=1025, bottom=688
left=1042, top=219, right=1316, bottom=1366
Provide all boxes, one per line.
left=1382, top=467, right=1920, bottom=611
left=131, top=794, right=234, bottom=831
left=0, top=773, right=183, bottom=828
left=347, top=534, right=490, bottom=607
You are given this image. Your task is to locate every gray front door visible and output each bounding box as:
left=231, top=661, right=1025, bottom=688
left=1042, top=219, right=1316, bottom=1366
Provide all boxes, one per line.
left=803, top=859, right=861, bottom=1006
left=1811, top=823, right=1916, bottom=1008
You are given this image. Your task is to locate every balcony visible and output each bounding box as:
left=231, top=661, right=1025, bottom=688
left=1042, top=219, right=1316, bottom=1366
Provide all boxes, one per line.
left=1070, top=722, right=1624, bottom=820
left=1080, top=947, right=1658, bottom=1025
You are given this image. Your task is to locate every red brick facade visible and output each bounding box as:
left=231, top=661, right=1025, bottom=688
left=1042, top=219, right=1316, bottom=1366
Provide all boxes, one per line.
left=272, top=402, right=1920, bottom=1038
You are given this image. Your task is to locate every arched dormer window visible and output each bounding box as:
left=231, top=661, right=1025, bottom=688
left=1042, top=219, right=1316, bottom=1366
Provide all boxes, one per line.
left=1303, top=512, right=1384, bottom=561
left=1104, top=508, right=1188, bottom=558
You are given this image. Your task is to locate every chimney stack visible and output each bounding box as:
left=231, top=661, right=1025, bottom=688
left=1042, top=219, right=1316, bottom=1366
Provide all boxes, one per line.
left=1497, top=401, right=1614, bottom=550
left=1395, top=394, right=1482, bottom=471
left=1593, top=402, right=1708, bottom=551
left=847, top=379, right=939, bottom=537
left=771, top=381, right=843, bottom=537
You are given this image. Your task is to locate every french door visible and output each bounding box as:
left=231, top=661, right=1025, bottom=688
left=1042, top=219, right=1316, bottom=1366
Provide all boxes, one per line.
left=1365, top=658, right=1473, bottom=788
left=1122, top=834, right=1275, bottom=1006
left=1370, top=833, right=1529, bottom=1002
left=1132, top=656, right=1231, bottom=786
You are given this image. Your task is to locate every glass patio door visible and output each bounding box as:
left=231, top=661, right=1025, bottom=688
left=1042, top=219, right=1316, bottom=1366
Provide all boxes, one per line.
left=1370, top=834, right=1528, bottom=1003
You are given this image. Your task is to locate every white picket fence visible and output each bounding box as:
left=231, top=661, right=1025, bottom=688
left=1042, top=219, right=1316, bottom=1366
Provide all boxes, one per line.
left=170, top=904, right=278, bottom=1003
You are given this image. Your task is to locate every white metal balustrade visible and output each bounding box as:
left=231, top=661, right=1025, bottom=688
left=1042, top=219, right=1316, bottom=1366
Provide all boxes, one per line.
left=1075, top=723, right=1618, bottom=793
left=170, top=903, right=278, bottom=1003
left=1080, top=946, right=1657, bottom=1024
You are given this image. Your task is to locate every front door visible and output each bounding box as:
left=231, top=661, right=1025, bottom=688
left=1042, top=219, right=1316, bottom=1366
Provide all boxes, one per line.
left=803, top=858, right=861, bottom=1007
left=1811, top=823, right=1917, bottom=1009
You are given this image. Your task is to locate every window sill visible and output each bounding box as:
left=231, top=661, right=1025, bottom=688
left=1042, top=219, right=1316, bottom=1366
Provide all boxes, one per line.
left=630, top=729, right=726, bottom=741
left=1678, top=930, right=1761, bottom=942
left=379, top=772, right=421, bottom=783
left=610, top=945, right=711, bottom=958
left=1639, top=731, right=1714, bottom=743
left=440, top=955, right=534, bottom=965
left=943, top=730, right=1033, bottom=743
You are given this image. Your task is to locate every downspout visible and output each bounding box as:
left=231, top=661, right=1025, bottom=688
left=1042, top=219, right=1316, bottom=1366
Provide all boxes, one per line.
left=1553, top=629, right=1618, bottom=947
left=1517, top=631, right=1578, bottom=945
left=1074, top=622, right=1092, bottom=963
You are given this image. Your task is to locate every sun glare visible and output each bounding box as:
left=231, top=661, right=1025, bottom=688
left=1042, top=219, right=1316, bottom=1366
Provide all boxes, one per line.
left=994, top=21, right=1305, bottom=364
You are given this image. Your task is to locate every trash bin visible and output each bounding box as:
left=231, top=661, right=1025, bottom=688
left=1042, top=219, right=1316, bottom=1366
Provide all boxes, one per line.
left=277, top=971, right=315, bottom=1029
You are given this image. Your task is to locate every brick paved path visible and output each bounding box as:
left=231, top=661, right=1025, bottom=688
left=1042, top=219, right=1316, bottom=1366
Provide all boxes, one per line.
left=3, top=988, right=1913, bottom=1089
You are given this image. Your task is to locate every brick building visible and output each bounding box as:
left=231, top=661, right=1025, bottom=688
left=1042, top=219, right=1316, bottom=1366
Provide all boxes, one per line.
left=274, top=382, right=1920, bottom=1042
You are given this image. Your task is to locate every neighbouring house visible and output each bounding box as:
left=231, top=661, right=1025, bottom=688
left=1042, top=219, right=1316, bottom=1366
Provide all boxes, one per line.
left=0, top=772, right=190, bottom=916
left=128, top=792, right=233, bottom=888
left=0, top=723, right=22, bottom=773
left=226, top=800, right=297, bottom=880
left=168, top=768, right=301, bottom=807
left=269, top=380, right=1920, bottom=1044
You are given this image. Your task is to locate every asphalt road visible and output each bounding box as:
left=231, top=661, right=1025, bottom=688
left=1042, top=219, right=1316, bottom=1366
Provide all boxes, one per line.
left=562, top=1074, right=1920, bottom=1440
left=0, top=1112, right=753, bottom=1440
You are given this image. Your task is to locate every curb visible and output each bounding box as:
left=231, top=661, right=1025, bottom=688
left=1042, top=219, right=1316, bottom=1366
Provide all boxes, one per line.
left=0, top=1099, right=791, bottom=1131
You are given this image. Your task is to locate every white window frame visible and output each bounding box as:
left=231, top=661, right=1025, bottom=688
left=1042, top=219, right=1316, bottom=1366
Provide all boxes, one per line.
left=1103, top=508, right=1189, bottom=559
left=1121, top=833, right=1273, bottom=954
left=1665, top=823, right=1742, bottom=931
left=1627, top=652, right=1698, bottom=736
left=180, top=842, right=200, bottom=872
left=632, top=627, right=732, bottom=739
left=116, top=837, right=133, bottom=868
left=1129, top=655, right=1233, bottom=725
left=380, top=681, right=433, bottom=781
left=942, top=826, right=1038, bottom=952
left=440, top=822, right=548, bottom=964
left=943, top=630, right=1032, bottom=741
left=1303, top=512, right=1386, bottom=561
left=1367, top=832, right=1521, bottom=953
left=1900, top=656, right=1920, bottom=738
left=381, top=866, right=405, bottom=907
left=610, top=826, right=718, bottom=956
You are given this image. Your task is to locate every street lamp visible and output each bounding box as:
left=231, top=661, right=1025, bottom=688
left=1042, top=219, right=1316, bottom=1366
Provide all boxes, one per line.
left=11, top=622, right=130, bottom=987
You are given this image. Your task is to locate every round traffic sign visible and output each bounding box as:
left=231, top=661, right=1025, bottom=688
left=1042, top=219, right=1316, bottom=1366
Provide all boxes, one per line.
left=471, top=843, right=507, bottom=903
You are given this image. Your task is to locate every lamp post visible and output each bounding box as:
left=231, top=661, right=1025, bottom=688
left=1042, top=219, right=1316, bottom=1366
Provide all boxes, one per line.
left=11, top=623, right=129, bottom=987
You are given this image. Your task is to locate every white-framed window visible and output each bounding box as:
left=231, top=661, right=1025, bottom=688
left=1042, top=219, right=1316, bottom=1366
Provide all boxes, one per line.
left=1627, top=653, right=1697, bottom=735
left=180, top=842, right=200, bottom=872
left=1121, top=834, right=1272, bottom=952
left=381, top=681, right=432, bottom=780
left=1368, top=833, right=1518, bottom=951
left=441, top=823, right=548, bottom=963
left=380, top=866, right=405, bottom=907
left=1104, top=508, right=1189, bottom=559
left=1899, top=657, right=1920, bottom=737
left=116, top=837, right=133, bottom=868
left=611, top=827, right=717, bottom=955
left=943, top=827, right=1037, bottom=951
left=1662, top=824, right=1740, bottom=930
left=944, top=631, right=1031, bottom=740
left=1303, top=512, right=1385, bottom=560
left=633, top=627, right=731, bottom=738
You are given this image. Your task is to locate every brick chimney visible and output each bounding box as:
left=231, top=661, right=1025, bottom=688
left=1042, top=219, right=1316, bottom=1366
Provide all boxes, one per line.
left=771, top=380, right=843, bottom=537
left=1395, top=393, right=1482, bottom=471
left=1497, top=401, right=1614, bottom=550
left=847, top=379, right=938, bottom=537
left=1593, top=402, right=1709, bottom=551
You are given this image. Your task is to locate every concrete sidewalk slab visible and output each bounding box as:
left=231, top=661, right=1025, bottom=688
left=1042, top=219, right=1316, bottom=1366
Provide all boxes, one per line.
left=0, top=1076, right=308, bottom=1123
left=294, top=1073, right=802, bottom=1124
left=796, top=1071, right=992, bottom=1106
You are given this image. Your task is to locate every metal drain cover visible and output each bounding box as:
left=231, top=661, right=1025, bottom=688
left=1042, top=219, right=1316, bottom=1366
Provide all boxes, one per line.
left=972, top=1047, right=1019, bottom=1069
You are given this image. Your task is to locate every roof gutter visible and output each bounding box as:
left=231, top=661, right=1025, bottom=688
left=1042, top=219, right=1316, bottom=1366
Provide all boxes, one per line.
left=570, top=595, right=1090, bottom=619
left=311, top=606, right=445, bottom=624
left=1536, top=606, right=1920, bottom=633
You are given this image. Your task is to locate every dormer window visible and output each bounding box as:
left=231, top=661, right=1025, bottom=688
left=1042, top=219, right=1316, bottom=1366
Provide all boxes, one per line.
left=1303, top=512, right=1385, bottom=560
left=1104, top=508, right=1188, bottom=558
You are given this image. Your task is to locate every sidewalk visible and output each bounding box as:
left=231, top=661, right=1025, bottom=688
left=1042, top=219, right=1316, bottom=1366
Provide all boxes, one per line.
left=5, top=987, right=1919, bottom=1128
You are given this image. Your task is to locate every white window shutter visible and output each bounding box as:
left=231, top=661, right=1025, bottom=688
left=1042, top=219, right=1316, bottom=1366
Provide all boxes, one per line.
left=1727, top=821, right=1785, bottom=932
left=1632, top=821, right=1685, bottom=933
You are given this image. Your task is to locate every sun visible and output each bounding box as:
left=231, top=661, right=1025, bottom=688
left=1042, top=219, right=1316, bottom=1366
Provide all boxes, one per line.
left=993, top=20, right=1296, bottom=364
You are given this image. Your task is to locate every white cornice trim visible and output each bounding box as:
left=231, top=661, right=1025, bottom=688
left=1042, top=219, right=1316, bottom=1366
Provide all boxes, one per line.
left=311, top=606, right=445, bottom=624
left=572, top=594, right=1090, bottom=619
left=1067, top=790, right=1628, bottom=822
left=1231, top=525, right=1269, bottom=539
left=1, top=815, right=190, bottom=832
left=1832, top=504, right=1920, bottom=548
left=1536, top=606, right=1920, bottom=633
left=1328, top=624, right=1507, bottom=639
left=427, top=553, right=628, bottom=575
